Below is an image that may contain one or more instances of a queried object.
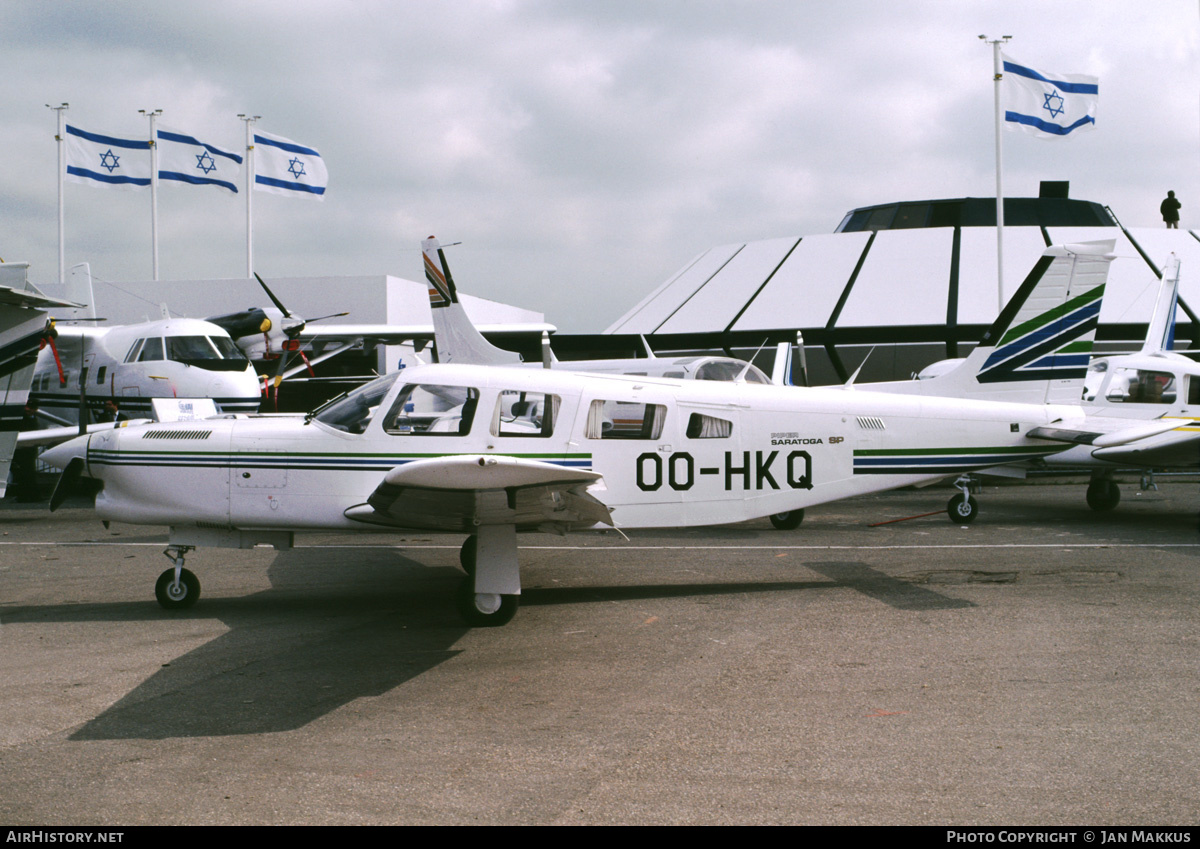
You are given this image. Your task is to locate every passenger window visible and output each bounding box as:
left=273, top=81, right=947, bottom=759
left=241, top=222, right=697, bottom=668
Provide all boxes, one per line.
left=686, top=413, right=732, bottom=438
left=384, top=384, right=480, bottom=436
left=492, top=391, right=560, bottom=438
left=96, top=366, right=107, bottom=385
left=585, top=399, right=666, bottom=439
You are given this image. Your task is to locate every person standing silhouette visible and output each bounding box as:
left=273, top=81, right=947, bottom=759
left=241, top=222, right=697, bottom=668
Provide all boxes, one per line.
left=1161, top=191, right=1182, bottom=228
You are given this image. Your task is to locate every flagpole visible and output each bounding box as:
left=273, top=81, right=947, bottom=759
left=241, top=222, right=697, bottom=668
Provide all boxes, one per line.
left=47, top=103, right=69, bottom=286
left=981, top=35, right=1011, bottom=315
left=238, top=114, right=260, bottom=276
left=140, top=109, right=162, bottom=280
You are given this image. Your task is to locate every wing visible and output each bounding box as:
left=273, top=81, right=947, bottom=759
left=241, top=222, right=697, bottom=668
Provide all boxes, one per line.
left=296, top=322, right=556, bottom=346
left=344, top=454, right=612, bottom=534
left=1028, top=418, right=1200, bottom=469
left=1089, top=424, right=1200, bottom=468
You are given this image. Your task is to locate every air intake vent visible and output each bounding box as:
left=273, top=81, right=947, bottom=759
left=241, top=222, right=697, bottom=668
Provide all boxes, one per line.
left=856, top=416, right=886, bottom=430
left=141, top=429, right=213, bottom=440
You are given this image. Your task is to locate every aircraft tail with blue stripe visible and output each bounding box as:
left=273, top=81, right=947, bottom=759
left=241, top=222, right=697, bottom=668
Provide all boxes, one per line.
left=872, top=240, right=1115, bottom=406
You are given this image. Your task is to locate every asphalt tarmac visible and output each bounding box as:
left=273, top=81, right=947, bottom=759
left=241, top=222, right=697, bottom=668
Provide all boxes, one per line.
left=2, top=479, right=1199, bottom=825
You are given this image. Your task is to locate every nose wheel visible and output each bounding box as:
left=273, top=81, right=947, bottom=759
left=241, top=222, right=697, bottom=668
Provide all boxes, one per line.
left=156, top=546, right=201, bottom=609
left=947, top=476, right=979, bottom=525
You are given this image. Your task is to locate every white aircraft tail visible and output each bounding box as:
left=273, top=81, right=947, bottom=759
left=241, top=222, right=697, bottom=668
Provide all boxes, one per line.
left=1140, top=254, right=1181, bottom=356
left=64, top=262, right=97, bottom=321
left=873, top=240, right=1116, bottom=405
left=422, top=237, right=522, bottom=366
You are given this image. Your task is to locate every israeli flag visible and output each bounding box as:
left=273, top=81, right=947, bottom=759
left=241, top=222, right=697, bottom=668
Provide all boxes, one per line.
left=253, top=131, right=327, bottom=199
left=1002, top=53, right=1098, bottom=138
left=157, top=126, right=242, bottom=193
left=65, top=124, right=151, bottom=189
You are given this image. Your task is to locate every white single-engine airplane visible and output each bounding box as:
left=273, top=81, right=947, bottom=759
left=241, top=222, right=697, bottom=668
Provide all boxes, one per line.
left=46, top=239, right=1166, bottom=627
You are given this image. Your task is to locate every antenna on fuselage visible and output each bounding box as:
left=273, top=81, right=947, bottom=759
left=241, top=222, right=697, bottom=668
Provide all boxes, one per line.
left=843, top=347, right=875, bottom=389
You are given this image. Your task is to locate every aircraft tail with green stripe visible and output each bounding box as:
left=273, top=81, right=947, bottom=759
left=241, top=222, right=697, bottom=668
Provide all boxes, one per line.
left=873, top=239, right=1115, bottom=406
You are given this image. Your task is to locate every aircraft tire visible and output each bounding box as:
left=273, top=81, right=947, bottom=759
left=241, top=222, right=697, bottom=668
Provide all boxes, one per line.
left=155, top=567, right=200, bottom=610
left=1086, top=480, right=1121, bottom=512
left=769, top=510, right=805, bottom=530
left=947, top=493, right=978, bottom=525
left=459, top=535, right=477, bottom=576
left=455, top=578, right=518, bottom=627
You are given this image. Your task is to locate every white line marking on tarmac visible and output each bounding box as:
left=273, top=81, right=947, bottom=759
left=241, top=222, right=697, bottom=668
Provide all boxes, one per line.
left=3, top=542, right=1200, bottom=551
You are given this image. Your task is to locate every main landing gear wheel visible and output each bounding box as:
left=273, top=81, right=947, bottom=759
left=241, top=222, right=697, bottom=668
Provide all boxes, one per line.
left=1086, top=479, right=1121, bottom=511
left=947, top=493, right=979, bottom=525
left=459, top=534, right=477, bottom=576
left=769, top=510, right=805, bottom=530
left=155, top=567, right=200, bottom=610
left=455, top=577, right=518, bottom=627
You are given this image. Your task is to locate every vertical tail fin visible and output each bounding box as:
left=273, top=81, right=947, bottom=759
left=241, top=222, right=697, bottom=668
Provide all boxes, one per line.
left=1140, top=254, right=1180, bottom=355
left=873, top=240, right=1116, bottom=405
left=421, top=236, right=522, bottom=366
left=64, top=262, right=97, bottom=321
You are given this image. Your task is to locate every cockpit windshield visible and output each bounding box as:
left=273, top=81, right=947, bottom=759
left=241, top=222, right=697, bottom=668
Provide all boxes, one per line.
left=312, top=372, right=402, bottom=434
left=164, top=335, right=251, bottom=371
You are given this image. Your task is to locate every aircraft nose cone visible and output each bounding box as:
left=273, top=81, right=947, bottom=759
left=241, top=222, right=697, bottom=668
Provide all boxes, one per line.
left=41, top=434, right=90, bottom=471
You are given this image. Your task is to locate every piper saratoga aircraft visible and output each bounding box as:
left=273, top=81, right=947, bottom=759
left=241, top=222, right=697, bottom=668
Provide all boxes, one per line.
left=46, top=239, right=1170, bottom=627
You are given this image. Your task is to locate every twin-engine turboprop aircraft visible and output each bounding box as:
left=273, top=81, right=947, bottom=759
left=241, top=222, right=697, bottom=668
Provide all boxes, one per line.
left=30, top=263, right=262, bottom=427
left=46, top=239, right=1169, bottom=627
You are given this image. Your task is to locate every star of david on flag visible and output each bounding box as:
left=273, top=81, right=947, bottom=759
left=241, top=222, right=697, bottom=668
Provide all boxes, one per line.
left=253, top=131, right=327, bottom=199
left=64, top=125, right=151, bottom=190
left=157, top=126, right=243, bottom=193
left=1002, top=53, right=1098, bottom=138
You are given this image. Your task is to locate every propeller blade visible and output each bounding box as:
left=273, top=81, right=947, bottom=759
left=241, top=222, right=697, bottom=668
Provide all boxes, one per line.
left=253, top=272, right=294, bottom=319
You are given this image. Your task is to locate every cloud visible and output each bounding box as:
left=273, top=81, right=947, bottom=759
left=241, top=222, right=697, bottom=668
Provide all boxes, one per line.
left=2, top=0, right=1198, bottom=330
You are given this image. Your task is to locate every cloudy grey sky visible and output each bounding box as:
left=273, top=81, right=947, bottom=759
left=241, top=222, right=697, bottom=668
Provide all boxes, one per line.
left=3, top=0, right=1197, bottom=331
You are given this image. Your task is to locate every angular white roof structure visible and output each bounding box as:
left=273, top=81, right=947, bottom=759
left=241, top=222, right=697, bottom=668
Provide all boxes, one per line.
left=604, top=193, right=1200, bottom=382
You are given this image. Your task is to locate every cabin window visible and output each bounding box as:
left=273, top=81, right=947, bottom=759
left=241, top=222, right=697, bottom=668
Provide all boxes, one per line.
left=491, top=390, right=560, bottom=438
left=1189, top=377, right=1200, bottom=406
left=384, top=384, right=480, bottom=436
left=686, top=413, right=732, bottom=438
left=585, top=399, right=666, bottom=440
left=96, top=366, right=107, bottom=386
left=1105, top=368, right=1176, bottom=404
